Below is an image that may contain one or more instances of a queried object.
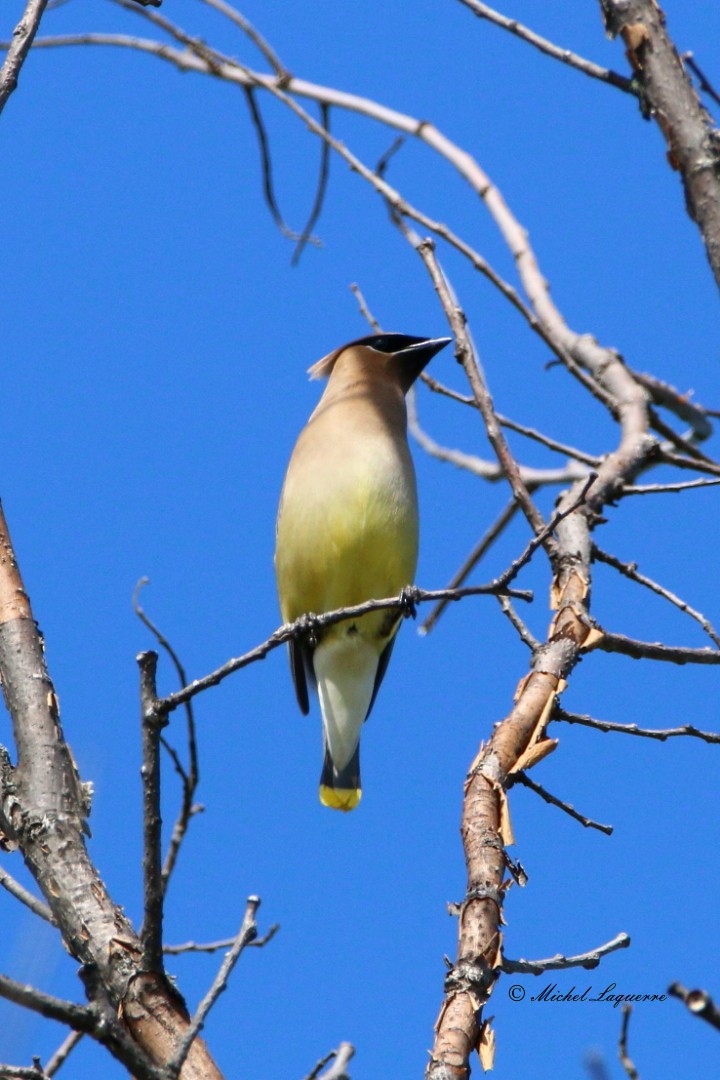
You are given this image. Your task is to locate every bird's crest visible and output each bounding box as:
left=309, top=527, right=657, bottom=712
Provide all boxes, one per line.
left=307, top=333, right=433, bottom=380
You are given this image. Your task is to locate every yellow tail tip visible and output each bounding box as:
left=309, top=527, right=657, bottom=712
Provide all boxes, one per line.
left=319, top=784, right=362, bottom=812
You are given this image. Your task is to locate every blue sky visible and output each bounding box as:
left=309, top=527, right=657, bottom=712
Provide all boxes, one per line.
left=1, top=1, right=719, bottom=1077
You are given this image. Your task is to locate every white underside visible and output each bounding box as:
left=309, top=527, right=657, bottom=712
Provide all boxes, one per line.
left=313, top=633, right=379, bottom=771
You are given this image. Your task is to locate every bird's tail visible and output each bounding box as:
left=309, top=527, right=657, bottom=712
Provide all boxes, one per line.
left=319, top=742, right=361, bottom=811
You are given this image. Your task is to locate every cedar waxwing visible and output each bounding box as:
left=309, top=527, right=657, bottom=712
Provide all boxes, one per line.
left=275, top=332, right=451, bottom=810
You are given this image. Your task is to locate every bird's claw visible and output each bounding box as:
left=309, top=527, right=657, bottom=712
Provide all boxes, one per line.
left=298, top=611, right=321, bottom=647
left=399, top=585, right=419, bottom=620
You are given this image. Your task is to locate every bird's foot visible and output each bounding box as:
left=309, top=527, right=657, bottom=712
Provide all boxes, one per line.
left=297, top=611, right=321, bottom=648
left=399, top=585, right=420, bottom=620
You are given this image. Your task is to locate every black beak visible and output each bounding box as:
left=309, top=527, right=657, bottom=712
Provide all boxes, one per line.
left=393, top=336, right=452, bottom=390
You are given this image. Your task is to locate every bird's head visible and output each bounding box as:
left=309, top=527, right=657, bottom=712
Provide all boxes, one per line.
left=309, top=333, right=452, bottom=392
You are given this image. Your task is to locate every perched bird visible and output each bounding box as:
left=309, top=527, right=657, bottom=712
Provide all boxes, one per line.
left=275, top=332, right=451, bottom=810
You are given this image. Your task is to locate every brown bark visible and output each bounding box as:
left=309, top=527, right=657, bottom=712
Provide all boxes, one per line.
left=0, top=502, right=223, bottom=1078
left=601, top=0, right=720, bottom=290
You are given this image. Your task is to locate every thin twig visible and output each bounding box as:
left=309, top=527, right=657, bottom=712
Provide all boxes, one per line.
left=683, top=52, right=720, bottom=109
left=502, top=932, right=631, bottom=974
left=400, top=227, right=551, bottom=544
left=137, top=651, right=165, bottom=975
left=306, top=1044, right=355, bottom=1080
left=292, top=102, right=331, bottom=264
left=302, top=1051, right=336, bottom=1080
left=595, top=630, right=720, bottom=666
left=496, top=594, right=540, bottom=651
left=622, top=477, right=720, bottom=495
left=619, top=1005, right=639, bottom=1080
left=512, top=772, right=613, bottom=835
left=421, top=498, right=523, bottom=634
left=166, top=897, right=277, bottom=1077
left=17, top=27, right=614, bottom=411
left=656, top=449, right=720, bottom=478
left=0, top=865, right=56, bottom=924
left=489, top=473, right=598, bottom=591
left=0, top=1065, right=45, bottom=1079
left=157, top=580, right=534, bottom=713
left=648, top=407, right=715, bottom=463
left=197, top=0, right=290, bottom=79
left=44, top=1030, right=83, bottom=1077
left=349, top=283, right=382, bottom=332
left=421, top=372, right=601, bottom=466
left=164, top=937, right=235, bottom=955
left=133, top=579, right=201, bottom=894
left=241, top=85, right=298, bottom=240
left=593, top=546, right=720, bottom=648
left=112, top=0, right=306, bottom=244
left=376, top=135, right=405, bottom=177
left=668, top=982, right=720, bottom=1032
left=0, top=975, right=164, bottom=1080
left=0, top=0, right=50, bottom=116
left=554, top=708, right=720, bottom=744
left=632, top=370, right=713, bottom=442
left=456, top=0, right=634, bottom=94
left=408, top=387, right=589, bottom=486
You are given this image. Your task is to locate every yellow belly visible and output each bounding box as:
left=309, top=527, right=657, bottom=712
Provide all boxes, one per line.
left=275, top=452, right=418, bottom=630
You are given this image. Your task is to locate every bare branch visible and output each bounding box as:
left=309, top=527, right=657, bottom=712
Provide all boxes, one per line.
left=197, top=0, right=290, bottom=79
left=0, top=502, right=222, bottom=1077
left=490, top=474, right=598, bottom=591
left=619, top=1005, right=639, bottom=1080
left=657, top=449, right=720, bottom=478
left=164, top=937, right=235, bottom=955
left=421, top=498, right=523, bottom=635
left=622, top=478, right=720, bottom=495
left=502, top=932, right=631, bottom=974
left=668, top=982, right=720, bottom=1033
left=594, top=630, right=720, bottom=666
left=292, top=102, right=331, bottom=265
left=137, top=651, right=165, bottom=975
left=302, top=1052, right=336, bottom=1080
left=158, top=580, right=534, bottom=713
left=44, top=1030, right=83, bottom=1077
left=164, top=929, right=279, bottom=955
left=311, top=1043, right=355, bottom=1080
left=401, top=228, right=551, bottom=543
left=11, top=29, right=617, bottom=413
left=0, top=864, right=55, bottom=924
left=601, top=0, right=720, bottom=289
left=133, top=579, right=201, bottom=894
left=456, top=0, right=634, bottom=94
left=0, top=975, right=164, bottom=1080
left=349, top=283, right=382, bottom=332
left=555, top=707, right=720, bottom=745
left=593, top=546, right=720, bottom=648
left=648, top=407, right=716, bottom=462
left=632, top=370, right=714, bottom=443
left=166, top=897, right=276, bottom=1077
left=408, top=386, right=590, bottom=487
left=496, top=594, right=540, bottom=652
left=0, top=1065, right=45, bottom=1080
left=0, top=0, right=50, bottom=116
left=240, top=84, right=295, bottom=238
left=421, top=372, right=602, bottom=466
left=512, top=772, right=613, bottom=835
left=683, top=52, right=720, bottom=110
